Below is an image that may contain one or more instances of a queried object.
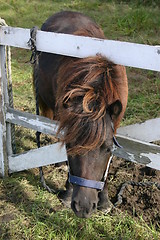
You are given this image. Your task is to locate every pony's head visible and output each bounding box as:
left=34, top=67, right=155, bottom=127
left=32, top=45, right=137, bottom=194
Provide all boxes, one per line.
left=56, top=55, right=128, bottom=217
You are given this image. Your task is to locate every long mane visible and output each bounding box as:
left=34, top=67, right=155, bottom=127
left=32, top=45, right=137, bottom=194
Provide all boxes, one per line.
left=56, top=54, right=126, bottom=155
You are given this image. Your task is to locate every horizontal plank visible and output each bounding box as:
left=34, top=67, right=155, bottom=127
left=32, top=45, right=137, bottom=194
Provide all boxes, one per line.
left=5, top=106, right=63, bottom=137
left=5, top=107, right=160, bottom=171
left=8, top=134, right=160, bottom=173
left=6, top=106, right=160, bottom=144
left=117, top=118, right=160, bottom=142
left=8, top=142, right=67, bottom=173
left=113, top=135, right=160, bottom=170
left=0, top=26, right=160, bottom=71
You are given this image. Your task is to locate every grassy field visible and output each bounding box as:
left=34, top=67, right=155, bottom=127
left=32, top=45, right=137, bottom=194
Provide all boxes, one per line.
left=0, top=0, right=160, bottom=239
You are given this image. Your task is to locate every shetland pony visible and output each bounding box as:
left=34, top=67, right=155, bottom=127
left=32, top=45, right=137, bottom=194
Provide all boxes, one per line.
left=33, top=11, right=128, bottom=218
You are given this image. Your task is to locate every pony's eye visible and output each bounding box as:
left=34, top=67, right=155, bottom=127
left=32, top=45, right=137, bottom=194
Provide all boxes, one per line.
left=101, top=143, right=112, bottom=153
left=106, top=145, right=114, bottom=153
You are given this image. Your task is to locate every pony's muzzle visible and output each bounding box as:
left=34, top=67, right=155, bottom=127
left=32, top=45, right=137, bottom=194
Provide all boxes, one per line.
left=71, top=186, right=98, bottom=218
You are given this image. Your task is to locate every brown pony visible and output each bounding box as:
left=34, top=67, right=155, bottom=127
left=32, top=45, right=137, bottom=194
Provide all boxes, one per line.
left=34, top=11, right=128, bottom=218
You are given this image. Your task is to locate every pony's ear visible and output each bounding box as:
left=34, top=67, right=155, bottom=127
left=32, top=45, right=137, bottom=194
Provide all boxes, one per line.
left=109, top=100, right=122, bottom=118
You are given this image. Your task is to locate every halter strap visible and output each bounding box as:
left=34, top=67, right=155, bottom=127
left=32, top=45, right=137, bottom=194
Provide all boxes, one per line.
left=68, top=155, right=113, bottom=191
left=69, top=173, right=105, bottom=190
left=68, top=121, right=122, bottom=191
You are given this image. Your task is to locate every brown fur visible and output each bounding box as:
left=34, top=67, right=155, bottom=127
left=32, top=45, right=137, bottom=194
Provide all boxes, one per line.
left=33, top=11, right=128, bottom=217
left=34, top=11, right=128, bottom=156
left=56, top=54, right=127, bottom=155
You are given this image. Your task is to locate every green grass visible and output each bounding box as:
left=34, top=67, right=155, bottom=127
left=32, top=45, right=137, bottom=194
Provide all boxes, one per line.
left=1, top=172, right=159, bottom=240
left=0, top=0, right=160, bottom=239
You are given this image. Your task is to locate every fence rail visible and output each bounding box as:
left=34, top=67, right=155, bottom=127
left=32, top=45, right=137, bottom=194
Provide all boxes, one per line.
left=0, top=25, right=160, bottom=177
left=6, top=106, right=61, bottom=137
left=0, top=26, right=160, bottom=71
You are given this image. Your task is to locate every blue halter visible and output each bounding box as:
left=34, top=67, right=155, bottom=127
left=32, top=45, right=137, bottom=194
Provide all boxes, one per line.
left=68, top=122, right=122, bottom=191
left=69, top=174, right=105, bottom=190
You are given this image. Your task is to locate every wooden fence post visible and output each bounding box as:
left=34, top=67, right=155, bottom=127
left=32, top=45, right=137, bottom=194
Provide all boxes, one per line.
left=0, top=45, right=12, bottom=177
left=0, top=45, right=8, bottom=176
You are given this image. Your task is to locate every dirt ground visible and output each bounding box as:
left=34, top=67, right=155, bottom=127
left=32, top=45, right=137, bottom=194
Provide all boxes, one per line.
left=41, top=134, right=160, bottom=229
left=0, top=155, right=160, bottom=235
left=46, top=155, right=160, bottom=228
left=48, top=150, right=160, bottom=228
left=107, top=157, right=160, bottom=228
left=1, top=135, right=159, bottom=230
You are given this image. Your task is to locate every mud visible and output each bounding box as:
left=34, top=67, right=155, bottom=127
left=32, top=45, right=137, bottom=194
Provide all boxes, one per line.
left=108, top=157, right=160, bottom=228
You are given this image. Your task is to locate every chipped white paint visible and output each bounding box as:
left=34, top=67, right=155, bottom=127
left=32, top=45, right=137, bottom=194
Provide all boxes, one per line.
left=117, top=118, right=160, bottom=142
left=5, top=112, right=14, bottom=120
left=141, top=153, right=160, bottom=170
left=0, top=26, right=160, bottom=71
left=0, top=123, right=5, bottom=176
left=5, top=106, right=62, bottom=137
left=0, top=44, right=11, bottom=176
left=126, top=152, right=136, bottom=163
left=23, top=117, right=58, bottom=134
left=116, top=134, right=159, bottom=146
left=9, top=142, right=67, bottom=173
left=0, top=24, right=160, bottom=176
left=113, top=135, right=160, bottom=170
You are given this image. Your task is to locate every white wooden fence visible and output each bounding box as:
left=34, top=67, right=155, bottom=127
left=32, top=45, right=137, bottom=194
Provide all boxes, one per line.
left=0, top=25, right=160, bottom=177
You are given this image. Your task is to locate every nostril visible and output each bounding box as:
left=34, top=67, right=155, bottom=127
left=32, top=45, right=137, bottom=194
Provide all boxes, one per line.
left=92, top=202, right=97, bottom=211
left=72, top=200, right=80, bottom=212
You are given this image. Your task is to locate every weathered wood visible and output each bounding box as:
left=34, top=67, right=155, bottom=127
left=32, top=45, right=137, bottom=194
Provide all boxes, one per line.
left=0, top=26, right=160, bottom=71
left=117, top=118, right=160, bottom=142
left=0, top=25, right=160, bottom=175
left=113, top=135, right=160, bottom=170
left=1, top=46, right=12, bottom=155
left=5, top=107, right=160, bottom=171
left=8, top=142, right=67, bottom=173
left=0, top=45, right=9, bottom=176
left=0, top=47, right=4, bottom=176
left=0, top=123, right=7, bottom=177
left=8, top=134, right=160, bottom=173
left=6, top=106, right=63, bottom=138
